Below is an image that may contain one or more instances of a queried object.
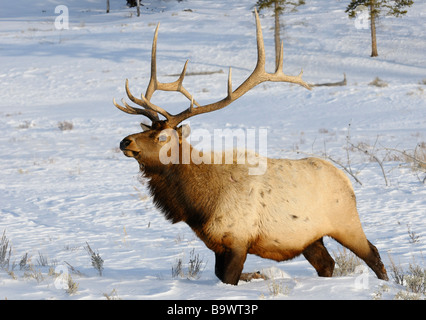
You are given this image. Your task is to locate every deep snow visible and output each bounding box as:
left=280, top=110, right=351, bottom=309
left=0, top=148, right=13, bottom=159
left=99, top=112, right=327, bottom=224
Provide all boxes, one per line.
left=0, top=0, right=425, bottom=300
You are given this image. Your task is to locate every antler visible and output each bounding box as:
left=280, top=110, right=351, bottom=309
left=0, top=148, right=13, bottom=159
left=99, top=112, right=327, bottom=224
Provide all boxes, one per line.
left=113, top=23, right=200, bottom=123
left=114, top=8, right=311, bottom=128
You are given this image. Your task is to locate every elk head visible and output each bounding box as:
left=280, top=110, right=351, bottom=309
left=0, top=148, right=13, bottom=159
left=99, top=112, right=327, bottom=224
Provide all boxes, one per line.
left=114, top=9, right=311, bottom=171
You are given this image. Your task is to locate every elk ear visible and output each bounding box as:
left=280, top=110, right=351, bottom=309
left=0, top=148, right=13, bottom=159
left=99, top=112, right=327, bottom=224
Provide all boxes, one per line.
left=140, top=123, right=151, bottom=131
left=177, top=124, right=191, bottom=139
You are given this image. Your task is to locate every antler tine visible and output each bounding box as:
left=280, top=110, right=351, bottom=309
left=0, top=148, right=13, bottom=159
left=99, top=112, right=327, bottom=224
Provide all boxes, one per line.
left=272, top=38, right=311, bottom=90
left=254, top=7, right=266, bottom=73
left=145, top=23, right=160, bottom=101
left=113, top=97, right=159, bottom=122
left=157, top=60, right=200, bottom=107
left=146, top=23, right=200, bottom=106
left=125, top=79, right=172, bottom=120
left=236, top=8, right=311, bottom=92
left=227, top=67, right=233, bottom=98
left=276, top=41, right=284, bottom=74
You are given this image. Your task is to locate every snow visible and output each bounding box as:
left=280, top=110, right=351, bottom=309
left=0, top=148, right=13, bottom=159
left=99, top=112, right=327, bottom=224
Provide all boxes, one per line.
left=0, top=0, right=425, bottom=300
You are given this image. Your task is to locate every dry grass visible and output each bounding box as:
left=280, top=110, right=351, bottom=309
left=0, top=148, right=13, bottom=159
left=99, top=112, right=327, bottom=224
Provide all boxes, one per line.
left=369, top=77, right=388, bottom=88
left=66, top=275, right=79, bottom=295
left=332, top=247, right=363, bottom=277
left=172, top=248, right=205, bottom=280
left=0, top=230, right=12, bottom=271
left=388, top=255, right=425, bottom=300
left=103, top=288, right=121, bottom=300
left=84, top=242, right=104, bottom=276
left=57, top=121, right=74, bottom=131
left=267, top=278, right=291, bottom=297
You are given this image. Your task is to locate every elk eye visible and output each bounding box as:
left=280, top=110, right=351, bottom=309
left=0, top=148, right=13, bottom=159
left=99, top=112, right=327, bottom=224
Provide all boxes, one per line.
left=158, top=134, right=168, bottom=142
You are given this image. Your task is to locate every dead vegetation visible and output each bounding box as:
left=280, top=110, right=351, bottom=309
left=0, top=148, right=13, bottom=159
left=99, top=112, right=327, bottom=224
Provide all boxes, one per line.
left=57, top=120, right=74, bottom=131
left=172, top=248, right=205, bottom=280
left=0, top=230, right=108, bottom=297
left=314, top=125, right=426, bottom=186
left=369, top=76, right=388, bottom=88
left=388, top=255, right=425, bottom=300
left=332, top=247, right=362, bottom=277
left=310, top=73, right=347, bottom=87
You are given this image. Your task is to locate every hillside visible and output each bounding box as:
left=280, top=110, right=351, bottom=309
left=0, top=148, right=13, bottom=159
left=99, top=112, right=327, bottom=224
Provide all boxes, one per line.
left=0, top=0, right=425, bottom=300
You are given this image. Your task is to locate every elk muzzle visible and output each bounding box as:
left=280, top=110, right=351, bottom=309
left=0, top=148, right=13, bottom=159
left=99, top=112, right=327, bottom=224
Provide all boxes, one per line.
left=120, top=138, right=131, bottom=150
left=119, top=138, right=139, bottom=157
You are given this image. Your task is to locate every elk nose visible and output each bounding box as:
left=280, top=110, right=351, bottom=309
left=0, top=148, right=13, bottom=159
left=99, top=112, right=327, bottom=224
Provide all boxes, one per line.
left=120, top=138, right=132, bottom=151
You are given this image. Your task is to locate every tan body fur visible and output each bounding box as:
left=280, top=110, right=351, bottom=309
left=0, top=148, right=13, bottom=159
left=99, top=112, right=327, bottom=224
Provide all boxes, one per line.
left=158, top=151, right=371, bottom=262
left=121, top=128, right=388, bottom=284
left=202, top=157, right=361, bottom=259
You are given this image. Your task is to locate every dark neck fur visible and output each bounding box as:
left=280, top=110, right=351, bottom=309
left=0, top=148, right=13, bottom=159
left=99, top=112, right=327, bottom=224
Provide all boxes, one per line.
left=143, top=162, right=220, bottom=230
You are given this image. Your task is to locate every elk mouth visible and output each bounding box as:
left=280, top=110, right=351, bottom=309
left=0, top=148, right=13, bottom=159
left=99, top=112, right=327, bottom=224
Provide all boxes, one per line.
left=122, top=150, right=139, bottom=158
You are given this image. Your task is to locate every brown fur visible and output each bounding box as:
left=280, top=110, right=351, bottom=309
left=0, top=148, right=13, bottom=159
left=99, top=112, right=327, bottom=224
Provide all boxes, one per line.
left=119, top=122, right=388, bottom=285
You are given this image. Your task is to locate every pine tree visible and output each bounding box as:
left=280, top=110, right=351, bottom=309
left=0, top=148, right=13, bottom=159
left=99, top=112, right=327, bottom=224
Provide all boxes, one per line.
left=256, top=1, right=305, bottom=69
left=346, top=0, right=414, bottom=57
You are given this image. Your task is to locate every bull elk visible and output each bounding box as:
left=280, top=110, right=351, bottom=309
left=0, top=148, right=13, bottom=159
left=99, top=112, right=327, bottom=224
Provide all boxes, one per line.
left=113, top=9, right=388, bottom=285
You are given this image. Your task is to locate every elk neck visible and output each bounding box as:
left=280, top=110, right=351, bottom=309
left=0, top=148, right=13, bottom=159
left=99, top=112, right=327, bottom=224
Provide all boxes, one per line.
left=142, top=145, right=222, bottom=231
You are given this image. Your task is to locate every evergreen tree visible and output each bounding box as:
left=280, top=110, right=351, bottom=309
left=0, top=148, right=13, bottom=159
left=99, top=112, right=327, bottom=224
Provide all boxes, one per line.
left=126, top=0, right=141, bottom=16
left=346, top=0, right=414, bottom=57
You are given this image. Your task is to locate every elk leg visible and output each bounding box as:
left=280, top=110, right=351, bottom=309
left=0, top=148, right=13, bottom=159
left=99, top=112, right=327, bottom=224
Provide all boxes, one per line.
left=360, top=240, right=388, bottom=281
left=302, top=238, right=335, bottom=277
left=215, top=248, right=247, bottom=285
left=332, top=231, right=389, bottom=281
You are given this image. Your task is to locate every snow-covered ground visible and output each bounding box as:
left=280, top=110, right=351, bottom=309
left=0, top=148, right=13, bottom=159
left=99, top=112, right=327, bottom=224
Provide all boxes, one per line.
left=0, top=0, right=425, bottom=300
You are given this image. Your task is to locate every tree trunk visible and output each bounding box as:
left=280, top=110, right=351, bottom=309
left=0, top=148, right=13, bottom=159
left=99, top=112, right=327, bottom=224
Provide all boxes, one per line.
left=274, top=0, right=281, bottom=69
left=137, top=0, right=141, bottom=17
left=370, top=0, right=378, bottom=57
left=106, top=0, right=110, bottom=13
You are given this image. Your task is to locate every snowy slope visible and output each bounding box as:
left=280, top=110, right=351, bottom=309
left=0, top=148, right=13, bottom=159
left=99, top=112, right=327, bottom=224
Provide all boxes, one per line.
left=0, top=0, right=425, bottom=300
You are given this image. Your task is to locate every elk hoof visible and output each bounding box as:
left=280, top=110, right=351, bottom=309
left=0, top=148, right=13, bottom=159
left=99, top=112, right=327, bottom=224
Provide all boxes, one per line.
left=239, top=271, right=268, bottom=282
